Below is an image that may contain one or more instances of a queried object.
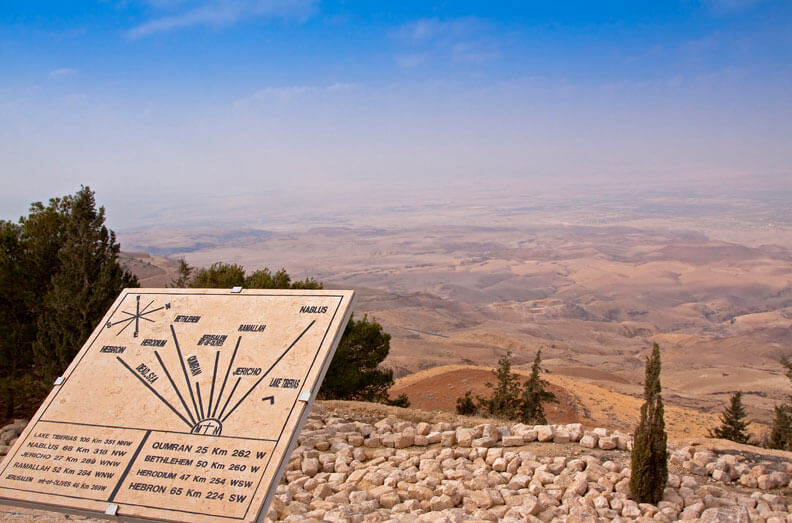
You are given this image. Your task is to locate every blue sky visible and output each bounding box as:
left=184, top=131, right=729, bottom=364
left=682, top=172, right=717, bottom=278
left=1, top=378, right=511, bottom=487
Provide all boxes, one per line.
left=2, top=1, right=791, bottom=229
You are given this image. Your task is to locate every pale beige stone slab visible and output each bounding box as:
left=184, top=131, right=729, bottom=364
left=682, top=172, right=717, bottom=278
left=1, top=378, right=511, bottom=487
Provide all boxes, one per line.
left=0, top=288, right=354, bottom=522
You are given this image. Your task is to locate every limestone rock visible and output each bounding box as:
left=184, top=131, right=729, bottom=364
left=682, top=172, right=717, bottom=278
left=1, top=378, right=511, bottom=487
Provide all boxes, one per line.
left=598, top=436, right=617, bottom=450
left=579, top=434, right=598, bottom=449
left=700, top=505, right=751, bottom=522
left=536, top=425, right=554, bottom=442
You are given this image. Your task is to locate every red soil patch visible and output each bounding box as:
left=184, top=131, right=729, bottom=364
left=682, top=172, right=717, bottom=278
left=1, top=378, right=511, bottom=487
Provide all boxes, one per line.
left=390, top=368, right=580, bottom=424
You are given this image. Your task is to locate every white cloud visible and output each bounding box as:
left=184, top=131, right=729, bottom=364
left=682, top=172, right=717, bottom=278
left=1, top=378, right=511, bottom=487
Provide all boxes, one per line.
left=703, top=0, right=764, bottom=14
left=395, top=53, right=429, bottom=69
left=48, top=68, right=78, bottom=79
left=125, top=0, right=317, bottom=39
left=326, top=83, right=359, bottom=92
left=233, top=83, right=360, bottom=107
left=396, top=17, right=484, bottom=42
left=452, top=42, right=499, bottom=64
left=45, top=27, right=87, bottom=40
left=393, top=17, right=499, bottom=67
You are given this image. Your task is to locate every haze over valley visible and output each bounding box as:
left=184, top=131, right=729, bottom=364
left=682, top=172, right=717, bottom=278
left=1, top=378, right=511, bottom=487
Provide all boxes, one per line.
left=120, top=182, right=792, bottom=432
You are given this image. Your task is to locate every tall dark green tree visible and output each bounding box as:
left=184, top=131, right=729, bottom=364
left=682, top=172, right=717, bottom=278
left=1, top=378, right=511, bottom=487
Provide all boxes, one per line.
left=169, top=258, right=194, bottom=288
left=767, top=356, right=792, bottom=450
left=1, top=196, right=74, bottom=416
left=710, top=391, right=751, bottom=444
left=0, top=187, right=137, bottom=417
left=33, top=187, right=138, bottom=382
left=0, top=221, right=30, bottom=418
left=318, top=314, right=396, bottom=402
left=630, top=342, right=668, bottom=504
left=767, top=405, right=792, bottom=450
left=519, top=350, right=557, bottom=424
left=477, top=351, right=523, bottom=419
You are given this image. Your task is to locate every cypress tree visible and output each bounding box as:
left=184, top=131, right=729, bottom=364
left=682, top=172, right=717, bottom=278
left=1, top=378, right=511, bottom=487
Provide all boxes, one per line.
left=478, top=351, right=522, bottom=419
left=169, top=258, right=194, bottom=288
left=33, top=187, right=137, bottom=382
left=519, top=349, right=557, bottom=424
left=710, top=391, right=751, bottom=444
left=630, top=342, right=668, bottom=504
left=767, top=405, right=792, bottom=450
left=768, top=356, right=792, bottom=450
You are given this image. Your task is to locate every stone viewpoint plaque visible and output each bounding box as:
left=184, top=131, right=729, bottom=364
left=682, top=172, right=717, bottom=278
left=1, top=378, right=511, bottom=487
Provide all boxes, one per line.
left=0, top=288, right=354, bottom=522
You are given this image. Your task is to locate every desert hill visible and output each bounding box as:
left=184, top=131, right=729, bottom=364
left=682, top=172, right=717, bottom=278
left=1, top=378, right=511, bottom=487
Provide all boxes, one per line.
left=389, top=366, right=725, bottom=440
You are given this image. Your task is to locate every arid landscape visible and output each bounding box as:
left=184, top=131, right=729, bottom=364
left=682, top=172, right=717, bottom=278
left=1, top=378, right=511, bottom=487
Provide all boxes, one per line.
left=118, top=187, right=792, bottom=435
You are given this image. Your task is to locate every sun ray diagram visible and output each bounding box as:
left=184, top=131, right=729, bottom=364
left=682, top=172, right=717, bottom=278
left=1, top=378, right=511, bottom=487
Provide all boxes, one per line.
left=116, top=321, right=315, bottom=436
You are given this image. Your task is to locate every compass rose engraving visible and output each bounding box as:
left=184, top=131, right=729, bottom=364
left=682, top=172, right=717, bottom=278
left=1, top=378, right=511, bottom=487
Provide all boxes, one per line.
left=107, top=295, right=171, bottom=337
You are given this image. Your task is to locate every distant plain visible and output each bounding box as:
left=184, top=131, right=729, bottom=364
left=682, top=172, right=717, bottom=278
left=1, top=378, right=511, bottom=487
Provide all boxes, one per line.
left=120, top=183, right=792, bottom=432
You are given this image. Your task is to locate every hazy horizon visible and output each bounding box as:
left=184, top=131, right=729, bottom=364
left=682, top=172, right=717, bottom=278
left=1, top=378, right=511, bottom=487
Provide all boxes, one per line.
left=3, top=1, right=791, bottom=231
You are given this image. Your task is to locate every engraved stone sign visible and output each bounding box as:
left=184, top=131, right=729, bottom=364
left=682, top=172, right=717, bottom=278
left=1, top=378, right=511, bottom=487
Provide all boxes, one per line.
left=0, top=288, right=354, bottom=522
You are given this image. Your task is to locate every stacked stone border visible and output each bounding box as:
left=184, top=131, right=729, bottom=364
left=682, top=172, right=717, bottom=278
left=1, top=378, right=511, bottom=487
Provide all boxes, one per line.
left=2, top=414, right=792, bottom=521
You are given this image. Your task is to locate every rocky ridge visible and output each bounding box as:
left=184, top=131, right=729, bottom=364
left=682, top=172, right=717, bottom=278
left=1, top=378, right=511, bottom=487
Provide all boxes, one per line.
left=1, top=406, right=791, bottom=522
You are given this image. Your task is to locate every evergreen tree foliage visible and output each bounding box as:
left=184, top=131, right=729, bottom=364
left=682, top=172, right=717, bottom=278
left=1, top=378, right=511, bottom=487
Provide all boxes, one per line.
left=630, top=343, right=668, bottom=504
left=318, top=314, right=395, bottom=402
left=289, top=276, right=323, bottom=289
left=33, top=187, right=138, bottom=382
left=1, top=197, right=74, bottom=416
left=767, top=356, right=792, bottom=450
left=709, top=391, right=751, bottom=444
left=386, top=393, right=411, bottom=408
left=245, top=267, right=322, bottom=289
left=767, top=405, right=792, bottom=450
left=453, top=350, right=557, bottom=422
left=477, top=351, right=523, bottom=419
left=0, top=187, right=137, bottom=417
left=0, top=220, right=30, bottom=418
left=519, top=350, right=557, bottom=424
left=190, top=262, right=245, bottom=288
left=169, top=258, right=194, bottom=288
left=245, top=267, right=291, bottom=289
left=456, top=390, right=478, bottom=416
left=186, top=262, right=323, bottom=290
left=782, top=355, right=792, bottom=382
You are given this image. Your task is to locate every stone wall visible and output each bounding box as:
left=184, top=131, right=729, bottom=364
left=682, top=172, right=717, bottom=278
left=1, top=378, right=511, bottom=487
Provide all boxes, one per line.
left=1, top=413, right=791, bottom=522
